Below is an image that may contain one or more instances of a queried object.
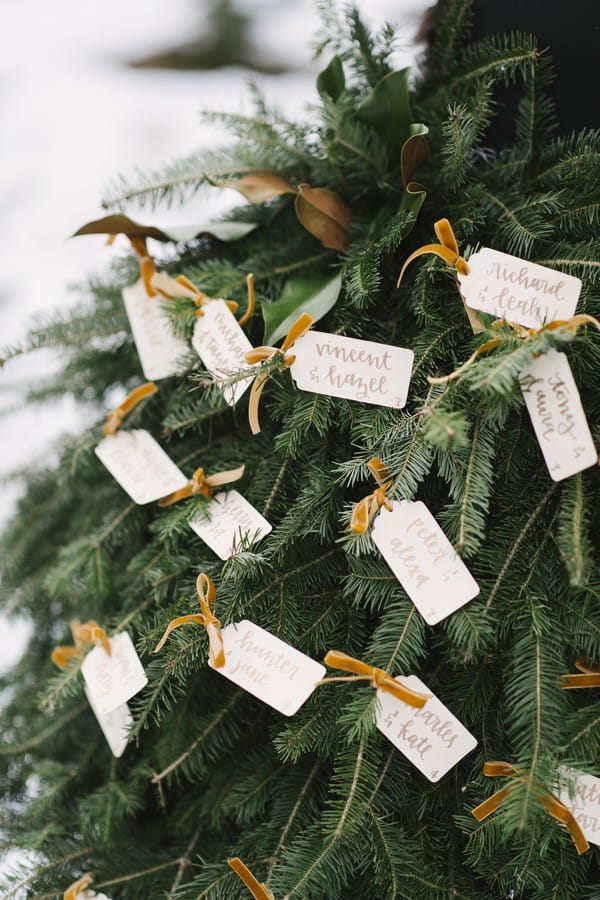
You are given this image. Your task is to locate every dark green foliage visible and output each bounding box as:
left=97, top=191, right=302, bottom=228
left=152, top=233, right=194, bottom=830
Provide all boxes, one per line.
left=1, top=2, right=599, bottom=897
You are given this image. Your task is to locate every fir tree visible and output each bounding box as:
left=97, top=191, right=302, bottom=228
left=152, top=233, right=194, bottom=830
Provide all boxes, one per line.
left=1, top=3, right=599, bottom=898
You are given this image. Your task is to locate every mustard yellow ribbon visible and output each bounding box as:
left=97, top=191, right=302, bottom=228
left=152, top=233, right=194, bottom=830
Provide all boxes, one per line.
left=471, top=761, right=589, bottom=855
left=157, top=464, right=245, bottom=507
left=427, top=313, right=600, bottom=385
left=150, top=271, right=255, bottom=325
left=317, top=650, right=429, bottom=707
left=559, top=656, right=600, bottom=690
left=129, top=236, right=157, bottom=297
left=102, top=382, right=158, bottom=436
left=228, top=858, right=274, bottom=899
left=155, top=573, right=225, bottom=668
left=244, top=313, right=314, bottom=434
left=350, top=458, right=393, bottom=534
left=64, top=872, right=94, bottom=900
left=52, top=620, right=111, bottom=669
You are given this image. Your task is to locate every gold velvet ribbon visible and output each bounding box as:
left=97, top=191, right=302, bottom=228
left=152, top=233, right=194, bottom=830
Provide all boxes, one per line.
left=227, top=858, right=274, bottom=899
left=150, top=271, right=255, bottom=325
left=317, top=650, right=429, bottom=707
left=244, top=313, right=314, bottom=434
left=129, top=236, right=157, bottom=297
left=427, top=313, right=600, bottom=385
left=154, top=573, right=225, bottom=668
left=559, top=656, right=600, bottom=689
left=350, top=457, right=393, bottom=534
left=52, top=620, right=111, bottom=669
left=157, top=464, right=245, bottom=507
left=102, top=382, right=158, bottom=436
left=471, top=761, right=589, bottom=855
left=64, top=872, right=94, bottom=900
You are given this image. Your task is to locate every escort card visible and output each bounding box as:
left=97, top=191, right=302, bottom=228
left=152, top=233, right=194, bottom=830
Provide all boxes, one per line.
left=519, top=349, right=597, bottom=481
left=371, top=500, right=479, bottom=625
left=122, top=278, right=189, bottom=380
left=95, top=429, right=188, bottom=504
left=192, top=300, right=254, bottom=404
left=290, top=331, right=414, bottom=408
left=84, top=687, right=132, bottom=758
left=81, top=632, right=148, bottom=717
left=558, top=767, right=600, bottom=847
left=209, top=621, right=325, bottom=715
left=376, top=675, right=477, bottom=781
left=189, top=490, right=272, bottom=559
left=457, top=248, right=581, bottom=329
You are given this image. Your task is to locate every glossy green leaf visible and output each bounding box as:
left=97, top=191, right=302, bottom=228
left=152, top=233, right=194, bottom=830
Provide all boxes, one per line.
left=356, top=68, right=412, bottom=160
left=317, top=55, right=346, bottom=101
left=73, top=214, right=256, bottom=243
left=400, top=181, right=427, bottom=220
left=262, top=270, right=342, bottom=344
left=401, top=124, right=430, bottom=186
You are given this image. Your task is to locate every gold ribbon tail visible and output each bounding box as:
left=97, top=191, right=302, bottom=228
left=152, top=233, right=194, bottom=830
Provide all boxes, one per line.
left=103, top=382, right=158, bottom=436
left=150, top=271, right=239, bottom=316
left=559, top=656, right=600, bottom=689
left=129, top=236, right=157, bottom=297
left=52, top=620, right=111, bottom=669
left=228, top=858, right=274, bottom=900
left=154, top=573, right=225, bottom=668
left=349, top=457, right=393, bottom=534
left=319, top=650, right=429, bottom=707
left=158, top=464, right=245, bottom=507
left=64, top=873, right=94, bottom=900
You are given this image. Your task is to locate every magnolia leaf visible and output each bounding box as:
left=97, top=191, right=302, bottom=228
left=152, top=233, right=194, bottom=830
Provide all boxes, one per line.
left=213, top=172, right=296, bottom=204
left=401, top=124, right=430, bottom=186
left=73, top=214, right=256, bottom=243
left=317, top=55, right=346, bottom=101
left=400, top=181, right=427, bottom=219
left=294, top=184, right=352, bottom=251
left=262, top=270, right=342, bottom=344
left=356, top=68, right=412, bottom=160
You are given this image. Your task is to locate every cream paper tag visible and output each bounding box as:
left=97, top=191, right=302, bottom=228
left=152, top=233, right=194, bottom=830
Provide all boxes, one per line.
left=289, top=331, right=414, bottom=408
left=376, top=675, right=477, bottom=781
left=558, top=767, right=600, bottom=847
left=519, top=349, right=597, bottom=481
left=123, top=278, right=189, bottom=380
left=371, top=501, right=479, bottom=625
left=209, top=620, right=325, bottom=716
left=95, top=429, right=188, bottom=504
left=84, top=687, right=132, bottom=758
left=76, top=891, right=112, bottom=900
left=457, top=248, right=581, bottom=329
left=189, top=490, right=272, bottom=559
left=81, top=632, right=148, bottom=717
left=192, top=300, right=254, bottom=404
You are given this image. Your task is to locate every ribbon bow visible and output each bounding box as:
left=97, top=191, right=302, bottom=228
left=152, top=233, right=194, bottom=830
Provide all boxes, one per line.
left=559, top=656, right=600, bottom=689
left=244, top=313, right=314, bottom=434
left=471, top=761, right=589, bottom=855
left=350, top=458, right=393, bottom=534
left=64, top=872, right=94, bottom=900
left=228, top=858, right=274, bottom=899
left=154, top=573, right=225, bottom=668
left=103, top=382, right=158, bottom=436
left=150, top=271, right=255, bottom=325
left=318, top=650, right=429, bottom=707
left=52, top=620, right=111, bottom=669
left=157, top=464, right=245, bottom=507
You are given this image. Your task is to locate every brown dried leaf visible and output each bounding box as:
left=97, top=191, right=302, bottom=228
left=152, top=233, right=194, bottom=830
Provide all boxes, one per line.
left=294, top=183, right=352, bottom=251
left=214, top=172, right=296, bottom=204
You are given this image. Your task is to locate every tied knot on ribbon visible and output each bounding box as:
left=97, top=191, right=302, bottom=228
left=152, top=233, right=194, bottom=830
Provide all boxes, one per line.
left=317, top=650, right=429, bottom=708
left=227, top=858, right=274, bottom=900
left=154, top=573, right=225, bottom=668
left=150, top=271, right=255, bottom=325
left=157, top=464, right=245, bottom=507
left=64, top=872, right=94, bottom=900
left=102, top=382, right=158, bottom=436
left=244, top=312, right=314, bottom=435
left=559, top=656, right=600, bottom=689
left=471, top=761, right=590, bottom=855
left=350, top=457, right=393, bottom=534
left=52, top=620, right=111, bottom=670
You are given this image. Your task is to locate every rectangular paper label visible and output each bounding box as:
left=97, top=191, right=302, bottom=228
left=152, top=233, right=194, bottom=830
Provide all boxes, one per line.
left=85, top=687, right=132, bottom=758
left=209, top=620, right=325, bottom=715
left=123, top=278, right=189, bottom=380
left=290, top=331, right=414, bottom=408
left=192, top=300, right=254, bottom=405
left=519, top=349, right=597, bottom=481
left=376, top=675, right=477, bottom=781
left=371, top=500, right=479, bottom=625
left=457, top=248, right=581, bottom=329
left=189, top=489, right=272, bottom=560
left=81, top=632, right=148, bottom=717
left=95, top=429, right=187, bottom=504
left=558, top=767, right=600, bottom=847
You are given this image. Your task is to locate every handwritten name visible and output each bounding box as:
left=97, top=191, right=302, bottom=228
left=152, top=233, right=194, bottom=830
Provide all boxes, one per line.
left=229, top=628, right=300, bottom=685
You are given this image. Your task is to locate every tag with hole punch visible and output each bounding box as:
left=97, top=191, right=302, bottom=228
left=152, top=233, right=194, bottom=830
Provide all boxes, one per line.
left=376, top=674, right=477, bottom=781
left=209, top=621, right=325, bottom=715
left=558, top=767, right=600, bottom=847
left=95, top=429, right=188, bottom=504
left=189, top=490, right=272, bottom=559
left=457, top=249, right=581, bottom=329
left=192, top=300, right=254, bottom=404
left=289, top=331, right=414, bottom=408
left=123, top=278, right=190, bottom=380
left=371, top=500, right=479, bottom=625
left=519, top=349, right=597, bottom=481
left=81, top=632, right=147, bottom=717
left=84, top=688, right=132, bottom=758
